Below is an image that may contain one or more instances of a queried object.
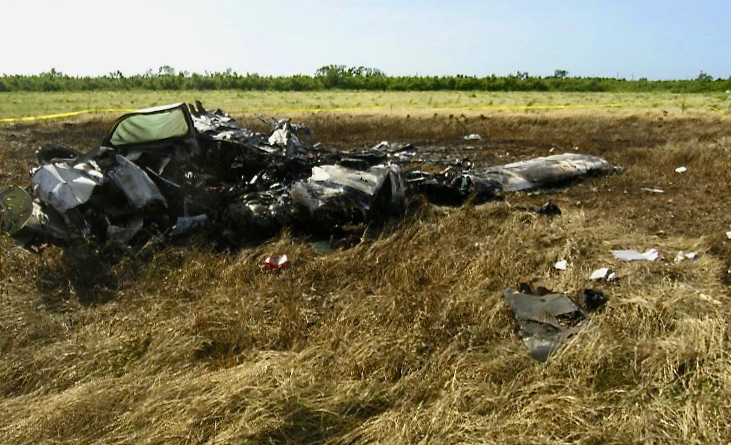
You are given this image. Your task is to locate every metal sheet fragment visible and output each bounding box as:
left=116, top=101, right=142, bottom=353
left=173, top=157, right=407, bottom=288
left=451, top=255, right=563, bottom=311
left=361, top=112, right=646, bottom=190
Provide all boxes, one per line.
left=107, top=155, right=166, bottom=209
left=504, top=288, right=588, bottom=361
left=479, top=153, right=611, bottom=192
left=0, top=186, right=33, bottom=235
left=31, top=163, right=104, bottom=212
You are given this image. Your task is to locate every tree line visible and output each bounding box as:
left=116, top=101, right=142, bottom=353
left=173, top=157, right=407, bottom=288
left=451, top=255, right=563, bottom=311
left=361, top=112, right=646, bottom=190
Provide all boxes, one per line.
left=1, top=65, right=729, bottom=93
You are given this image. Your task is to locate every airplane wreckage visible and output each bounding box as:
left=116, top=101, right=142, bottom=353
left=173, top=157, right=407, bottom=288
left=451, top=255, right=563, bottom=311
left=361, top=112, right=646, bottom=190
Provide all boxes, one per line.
left=0, top=102, right=613, bottom=252
left=0, top=102, right=617, bottom=360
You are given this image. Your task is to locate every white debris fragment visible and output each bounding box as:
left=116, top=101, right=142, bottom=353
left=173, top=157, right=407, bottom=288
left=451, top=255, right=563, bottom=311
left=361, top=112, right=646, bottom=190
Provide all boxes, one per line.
left=590, top=267, right=617, bottom=281
left=554, top=260, right=567, bottom=270
left=674, top=166, right=687, bottom=173
left=641, top=188, right=664, bottom=193
left=611, top=249, right=659, bottom=262
left=674, top=251, right=700, bottom=263
left=483, top=153, right=611, bottom=192
left=464, top=134, right=481, bottom=141
left=31, top=163, right=105, bottom=213
left=590, top=268, right=609, bottom=280
left=268, top=128, right=289, bottom=146
left=726, top=231, right=731, bottom=240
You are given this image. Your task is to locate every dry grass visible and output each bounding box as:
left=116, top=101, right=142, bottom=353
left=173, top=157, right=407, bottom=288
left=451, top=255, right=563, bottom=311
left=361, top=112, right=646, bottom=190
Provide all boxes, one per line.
left=1, top=90, right=730, bottom=120
left=1, top=110, right=731, bottom=444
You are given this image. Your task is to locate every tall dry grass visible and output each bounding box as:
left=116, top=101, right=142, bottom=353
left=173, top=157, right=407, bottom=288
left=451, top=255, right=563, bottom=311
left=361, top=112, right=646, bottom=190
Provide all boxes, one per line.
left=0, top=111, right=730, bottom=444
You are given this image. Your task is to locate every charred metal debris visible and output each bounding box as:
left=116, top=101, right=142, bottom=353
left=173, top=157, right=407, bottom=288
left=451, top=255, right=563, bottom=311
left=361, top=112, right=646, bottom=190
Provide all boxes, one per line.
left=0, top=102, right=613, bottom=252
left=504, top=283, right=607, bottom=361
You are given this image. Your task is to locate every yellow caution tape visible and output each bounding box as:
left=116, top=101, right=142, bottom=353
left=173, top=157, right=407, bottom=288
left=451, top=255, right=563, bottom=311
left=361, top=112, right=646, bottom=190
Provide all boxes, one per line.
left=0, top=108, right=136, bottom=123
left=0, top=100, right=680, bottom=123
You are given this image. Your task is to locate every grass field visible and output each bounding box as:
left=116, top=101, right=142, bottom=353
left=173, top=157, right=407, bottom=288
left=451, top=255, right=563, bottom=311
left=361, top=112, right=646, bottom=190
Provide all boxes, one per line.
left=1, top=90, right=731, bottom=120
left=1, top=96, right=731, bottom=443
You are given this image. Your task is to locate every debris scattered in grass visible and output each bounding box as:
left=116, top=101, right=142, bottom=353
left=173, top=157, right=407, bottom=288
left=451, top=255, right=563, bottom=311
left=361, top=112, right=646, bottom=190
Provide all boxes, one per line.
left=611, top=248, right=659, bottom=261
left=590, top=267, right=616, bottom=281
left=533, top=201, right=561, bottom=216
left=261, top=254, right=289, bottom=271
left=504, top=287, right=589, bottom=361
left=673, top=250, right=700, bottom=263
left=582, top=288, right=608, bottom=311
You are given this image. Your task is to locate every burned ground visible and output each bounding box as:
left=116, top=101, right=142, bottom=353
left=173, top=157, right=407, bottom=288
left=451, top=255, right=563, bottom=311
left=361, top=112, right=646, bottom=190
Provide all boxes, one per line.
left=1, top=111, right=731, bottom=444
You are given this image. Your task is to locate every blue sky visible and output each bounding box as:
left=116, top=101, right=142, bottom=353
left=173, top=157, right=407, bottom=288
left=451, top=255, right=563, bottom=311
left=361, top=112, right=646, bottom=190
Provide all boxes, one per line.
left=1, top=0, right=729, bottom=79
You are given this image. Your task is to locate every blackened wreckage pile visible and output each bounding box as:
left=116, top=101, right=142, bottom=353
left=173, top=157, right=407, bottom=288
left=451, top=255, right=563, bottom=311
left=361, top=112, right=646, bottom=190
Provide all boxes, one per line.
left=0, top=102, right=612, bottom=252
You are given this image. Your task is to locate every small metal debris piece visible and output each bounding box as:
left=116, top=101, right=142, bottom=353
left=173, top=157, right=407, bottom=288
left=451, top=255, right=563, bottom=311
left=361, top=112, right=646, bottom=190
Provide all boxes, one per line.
left=463, top=134, right=482, bottom=141
left=533, top=202, right=561, bottom=216
left=107, top=155, right=166, bottom=209
left=554, top=260, right=568, bottom=270
left=171, top=215, right=208, bottom=236
left=106, top=216, right=144, bottom=245
left=674, top=251, right=700, bottom=263
left=262, top=254, right=289, bottom=270
left=590, top=267, right=616, bottom=281
left=674, top=166, right=687, bottom=173
left=582, top=289, right=607, bottom=311
left=641, top=188, right=664, bottom=193
left=611, top=249, right=659, bottom=261
left=590, top=267, right=609, bottom=280
left=726, top=231, right=731, bottom=240
left=0, top=185, right=33, bottom=235
left=504, top=288, right=588, bottom=362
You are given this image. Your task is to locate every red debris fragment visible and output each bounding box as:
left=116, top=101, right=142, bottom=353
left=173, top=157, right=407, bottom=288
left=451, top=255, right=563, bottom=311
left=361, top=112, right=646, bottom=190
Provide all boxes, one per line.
left=261, top=254, right=289, bottom=271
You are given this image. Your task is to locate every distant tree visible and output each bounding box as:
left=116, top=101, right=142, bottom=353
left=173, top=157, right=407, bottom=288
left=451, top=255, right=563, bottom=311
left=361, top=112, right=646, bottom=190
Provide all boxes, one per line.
left=315, top=64, right=347, bottom=88
left=314, top=65, right=385, bottom=89
left=347, top=66, right=385, bottom=77
left=2, top=67, right=730, bottom=93
left=696, top=71, right=713, bottom=81
left=158, top=65, right=176, bottom=76
left=46, top=68, right=63, bottom=77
